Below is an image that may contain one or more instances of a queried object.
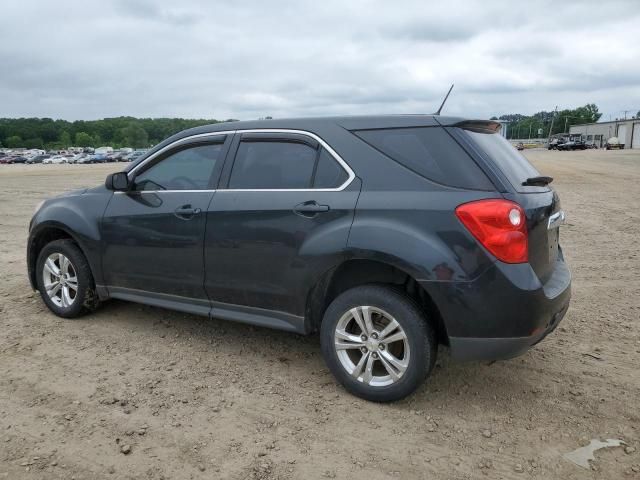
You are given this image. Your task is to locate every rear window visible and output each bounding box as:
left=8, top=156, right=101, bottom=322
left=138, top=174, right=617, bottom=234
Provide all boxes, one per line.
left=229, top=140, right=317, bottom=189
left=462, top=130, right=544, bottom=192
left=353, top=127, right=493, bottom=190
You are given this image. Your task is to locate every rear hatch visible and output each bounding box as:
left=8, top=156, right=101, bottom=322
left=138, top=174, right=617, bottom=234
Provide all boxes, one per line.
left=454, top=123, right=562, bottom=283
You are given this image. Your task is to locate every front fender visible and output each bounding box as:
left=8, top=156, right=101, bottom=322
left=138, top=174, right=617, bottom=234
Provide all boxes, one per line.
left=28, top=190, right=111, bottom=288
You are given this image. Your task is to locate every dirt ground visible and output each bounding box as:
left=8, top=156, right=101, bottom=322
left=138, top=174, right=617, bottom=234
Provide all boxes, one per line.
left=1, top=149, right=639, bottom=480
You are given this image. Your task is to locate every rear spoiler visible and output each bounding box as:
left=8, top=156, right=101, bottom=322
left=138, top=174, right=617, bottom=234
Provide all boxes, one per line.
left=453, top=120, right=501, bottom=134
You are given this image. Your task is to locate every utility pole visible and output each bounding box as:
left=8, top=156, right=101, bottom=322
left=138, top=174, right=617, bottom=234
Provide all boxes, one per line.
left=564, top=116, right=569, bottom=133
left=528, top=124, right=532, bottom=140
left=547, top=106, right=558, bottom=143
left=622, top=110, right=631, bottom=120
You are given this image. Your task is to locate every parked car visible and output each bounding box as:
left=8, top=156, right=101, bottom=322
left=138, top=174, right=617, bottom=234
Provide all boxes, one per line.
left=7, top=155, right=28, bottom=164
left=68, top=154, right=87, bottom=164
left=516, top=142, right=525, bottom=151
left=27, top=115, right=570, bottom=402
left=95, top=146, right=114, bottom=155
left=108, top=151, right=128, bottom=162
left=557, top=137, right=586, bottom=151
left=80, top=153, right=107, bottom=163
left=26, top=155, right=50, bottom=164
left=42, top=155, right=68, bottom=164
left=124, top=150, right=147, bottom=162
left=606, top=137, right=624, bottom=150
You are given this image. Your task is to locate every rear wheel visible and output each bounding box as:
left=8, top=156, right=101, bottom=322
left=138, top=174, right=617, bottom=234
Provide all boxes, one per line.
left=320, top=285, right=437, bottom=402
left=36, top=239, right=99, bottom=318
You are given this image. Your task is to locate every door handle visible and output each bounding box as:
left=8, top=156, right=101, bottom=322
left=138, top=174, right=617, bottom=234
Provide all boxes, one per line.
left=174, top=205, right=201, bottom=219
left=293, top=201, right=330, bottom=217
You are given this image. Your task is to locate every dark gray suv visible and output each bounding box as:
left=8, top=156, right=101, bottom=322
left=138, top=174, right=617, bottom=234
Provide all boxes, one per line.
left=27, top=115, right=571, bottom=402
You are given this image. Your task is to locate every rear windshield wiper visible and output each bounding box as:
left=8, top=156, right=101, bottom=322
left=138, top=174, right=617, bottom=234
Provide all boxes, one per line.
left=522, top=176, right=553, bottom=187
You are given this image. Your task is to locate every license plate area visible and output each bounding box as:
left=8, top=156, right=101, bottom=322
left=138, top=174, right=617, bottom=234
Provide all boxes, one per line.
left=546, top=210, right=564, bottom=263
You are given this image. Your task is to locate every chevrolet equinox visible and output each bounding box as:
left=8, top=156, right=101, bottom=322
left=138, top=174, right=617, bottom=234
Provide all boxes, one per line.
left=27, top=115, right=571, bottom=402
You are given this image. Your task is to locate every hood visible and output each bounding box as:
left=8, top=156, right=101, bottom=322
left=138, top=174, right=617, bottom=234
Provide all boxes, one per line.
left=55, top=187, right=88, bottom=198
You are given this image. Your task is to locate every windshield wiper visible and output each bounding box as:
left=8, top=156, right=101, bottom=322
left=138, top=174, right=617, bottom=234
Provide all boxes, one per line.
left=522, top=176, right=553, bottom=187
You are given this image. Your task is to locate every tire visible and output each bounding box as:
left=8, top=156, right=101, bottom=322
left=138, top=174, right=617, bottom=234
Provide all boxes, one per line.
left=320, top=285, right=437, bottom=402
left=35, top=239, right=100, bottom=318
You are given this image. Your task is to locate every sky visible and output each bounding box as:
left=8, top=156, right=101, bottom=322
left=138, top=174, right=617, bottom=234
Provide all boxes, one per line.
left=1, top=0, right=639, bottom=122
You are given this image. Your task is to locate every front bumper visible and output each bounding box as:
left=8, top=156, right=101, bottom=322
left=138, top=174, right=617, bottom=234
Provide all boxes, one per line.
left=422, top=249, right=571, bottom=361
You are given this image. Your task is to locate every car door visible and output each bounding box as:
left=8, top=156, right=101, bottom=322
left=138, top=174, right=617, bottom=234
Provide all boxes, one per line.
left=204, top=131, right=360, bottom=325
left=101, top=134, right=231, bottom=310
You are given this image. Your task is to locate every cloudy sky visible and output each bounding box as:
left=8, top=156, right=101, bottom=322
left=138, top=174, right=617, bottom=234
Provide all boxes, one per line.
left=1, top=0, right=639, bottom=121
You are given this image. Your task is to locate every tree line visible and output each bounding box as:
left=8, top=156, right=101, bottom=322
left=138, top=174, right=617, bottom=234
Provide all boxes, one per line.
left=0, top=116, right=238, bottom=150
left=490, top=104, right=606, bottom=140
left=2, top=106, right=636, bottom=148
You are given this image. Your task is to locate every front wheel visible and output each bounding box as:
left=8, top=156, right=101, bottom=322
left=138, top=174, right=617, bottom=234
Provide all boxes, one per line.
left=35, top=239, right=100, bottom=318
left=320, top=285, right=437, bottom=402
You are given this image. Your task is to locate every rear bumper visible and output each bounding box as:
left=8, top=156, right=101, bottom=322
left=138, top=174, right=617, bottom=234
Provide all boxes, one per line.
left=422, top=249, right=571, bottom=361
left=448, top=301, right=568, bottom=361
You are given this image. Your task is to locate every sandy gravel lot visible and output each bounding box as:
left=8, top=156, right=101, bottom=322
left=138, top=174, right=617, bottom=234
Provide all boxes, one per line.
left=1, top=149, right=639, bottom=479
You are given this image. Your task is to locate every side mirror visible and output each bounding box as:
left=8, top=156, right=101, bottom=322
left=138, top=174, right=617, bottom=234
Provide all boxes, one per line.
left=105, top=172, right=131, bottom=191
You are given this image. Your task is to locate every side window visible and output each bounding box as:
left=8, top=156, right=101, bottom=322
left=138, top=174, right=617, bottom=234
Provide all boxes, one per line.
left=313, top=148, right=348, bottom=188
left=353, top=127, right=493, bottom=190
left=133, top=143, right=223, bottom=191
left=229, top=141, right=317, bottom=189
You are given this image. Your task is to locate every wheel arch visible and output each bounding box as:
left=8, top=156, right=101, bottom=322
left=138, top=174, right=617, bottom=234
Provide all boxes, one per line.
left=28, top=222, right=94, bottom=291
left=305, top=258, right=448, bottom=345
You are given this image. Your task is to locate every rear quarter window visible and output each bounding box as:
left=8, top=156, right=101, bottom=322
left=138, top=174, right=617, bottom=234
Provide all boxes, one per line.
left=313, top=148, right=348, bottom=188
left=353, top=127, right=494, bottom=190
left=461, top=130, right=545, bottom=193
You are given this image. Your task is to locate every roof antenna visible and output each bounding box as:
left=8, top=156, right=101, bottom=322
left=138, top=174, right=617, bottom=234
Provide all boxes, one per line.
left=434, top=84, right=454, bottom=115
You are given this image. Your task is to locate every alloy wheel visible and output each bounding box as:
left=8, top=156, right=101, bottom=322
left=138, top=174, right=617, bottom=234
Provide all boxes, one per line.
left=333, top=306, right=410, bottom=387
left=42, top=253, right=78, bottom=308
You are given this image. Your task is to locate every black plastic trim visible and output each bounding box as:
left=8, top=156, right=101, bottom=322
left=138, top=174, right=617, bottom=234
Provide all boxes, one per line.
left=240, top=132, right=319, bottom=150
left=103, top=286, right=306, bottom=334
left=449, top=302, right=568, bottom=361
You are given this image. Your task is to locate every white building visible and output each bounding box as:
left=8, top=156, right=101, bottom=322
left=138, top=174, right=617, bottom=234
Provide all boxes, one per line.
left=569, top=118, right=640, bottom=149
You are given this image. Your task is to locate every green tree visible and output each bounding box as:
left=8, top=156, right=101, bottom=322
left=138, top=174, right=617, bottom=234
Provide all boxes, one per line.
left=0, top=116, right=225, bottom=149
left=59, top=131, right=72, bottom=147
left=24, top=137, right=44, bottom=149
left=119, top=124, right=149, bottom=148
left=75, top=132, right=94, bottom=147
left=5, top=135, right=22, bottom=148
left=502, top=104, right=603, bottom=139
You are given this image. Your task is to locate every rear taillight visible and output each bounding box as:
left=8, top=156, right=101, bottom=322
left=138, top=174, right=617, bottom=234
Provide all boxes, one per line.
left=455, top=199, right=528, bottom=263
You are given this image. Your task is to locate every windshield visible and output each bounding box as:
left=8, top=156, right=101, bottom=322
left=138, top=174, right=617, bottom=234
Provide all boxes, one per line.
left=462, top=130, right=546, bottom=193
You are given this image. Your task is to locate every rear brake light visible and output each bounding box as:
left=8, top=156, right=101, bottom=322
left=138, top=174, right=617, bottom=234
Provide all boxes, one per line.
left=455, top=199, right=528, bottom=263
